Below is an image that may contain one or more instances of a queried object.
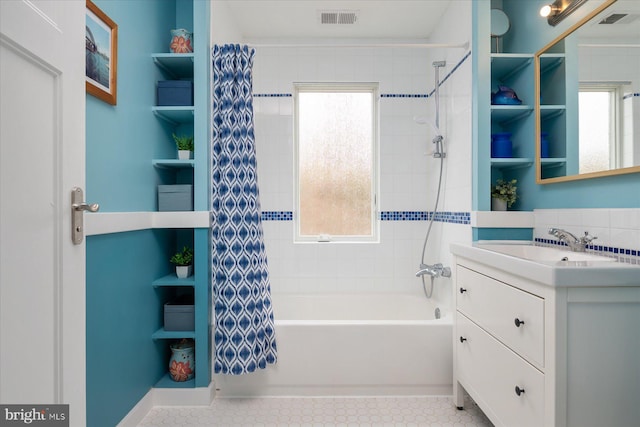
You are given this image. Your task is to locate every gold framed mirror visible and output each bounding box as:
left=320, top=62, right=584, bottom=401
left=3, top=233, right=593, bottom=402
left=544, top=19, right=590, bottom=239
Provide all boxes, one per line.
left=535, top=0, right=640, bottom=183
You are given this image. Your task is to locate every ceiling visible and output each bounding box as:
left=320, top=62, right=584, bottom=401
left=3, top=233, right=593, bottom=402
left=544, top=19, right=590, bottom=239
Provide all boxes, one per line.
left=213, top=0, right=639, bottom=42
left=214, top=0, right=451, bottom=40
left=579, top=0, right=640, bottom=40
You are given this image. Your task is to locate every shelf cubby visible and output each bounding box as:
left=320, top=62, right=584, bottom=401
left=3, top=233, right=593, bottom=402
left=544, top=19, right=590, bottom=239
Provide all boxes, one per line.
left=154, top=372, right=196, bottom=389
left=152, top=274, right=196, bottom=287
left=490, top=157, right=534, bottom=169
left=152, top=53, right=195, bottom=79
left=153, top=159, right=195, bottom=169
left=490, top=105, right=534, bottom=124
left=152, top=328, right=196, bottom=340
left=152, top=106, right=195, bottom=125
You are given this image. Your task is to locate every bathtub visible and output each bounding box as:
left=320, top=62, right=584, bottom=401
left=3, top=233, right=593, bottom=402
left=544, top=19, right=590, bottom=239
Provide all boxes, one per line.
left=213, top=293, right=453, bottom=397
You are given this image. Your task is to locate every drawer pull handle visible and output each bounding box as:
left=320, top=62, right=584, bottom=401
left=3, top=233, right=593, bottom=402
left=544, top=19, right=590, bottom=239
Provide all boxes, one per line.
left=459, top=287, right=467, bottom=294
left=459, top=336, right=467, bottom=343
left=515, top=386, right=525, bottom=396
left=514, top=318, right=525, bottom=327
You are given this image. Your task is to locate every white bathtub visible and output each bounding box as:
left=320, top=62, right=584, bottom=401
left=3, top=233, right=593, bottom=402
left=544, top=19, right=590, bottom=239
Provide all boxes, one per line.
left=213, top=293, right=453, bottom=397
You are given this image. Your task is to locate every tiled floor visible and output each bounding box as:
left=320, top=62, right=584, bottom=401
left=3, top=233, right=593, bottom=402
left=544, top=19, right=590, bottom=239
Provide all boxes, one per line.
left=138, top=395, right=493, bottom=426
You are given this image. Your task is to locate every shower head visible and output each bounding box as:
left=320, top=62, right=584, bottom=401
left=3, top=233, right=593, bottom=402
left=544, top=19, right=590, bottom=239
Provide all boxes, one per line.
left=433, top=60, right=446, bottom=68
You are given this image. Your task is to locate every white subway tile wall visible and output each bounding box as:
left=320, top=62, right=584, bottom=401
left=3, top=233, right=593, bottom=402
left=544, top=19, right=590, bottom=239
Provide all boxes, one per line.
left=253, top=47, right=472, bottom=301
left=252, top=3, right=473, bottom=309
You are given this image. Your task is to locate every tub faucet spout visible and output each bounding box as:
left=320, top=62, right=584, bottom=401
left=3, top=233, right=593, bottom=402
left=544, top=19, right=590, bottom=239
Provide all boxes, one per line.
left=416, top=263, right=451, bottom=278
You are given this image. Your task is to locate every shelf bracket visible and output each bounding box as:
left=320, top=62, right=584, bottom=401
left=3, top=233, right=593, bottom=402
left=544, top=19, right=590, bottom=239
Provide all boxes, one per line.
left=152, top=109, right=179, bottom=126
left=153, top=57, right=178, bottom=79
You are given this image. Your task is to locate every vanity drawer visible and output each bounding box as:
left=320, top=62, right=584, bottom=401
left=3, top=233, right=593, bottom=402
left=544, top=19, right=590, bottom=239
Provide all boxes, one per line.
left=456, top=265, right=544, bottom=367
left=456, top=312, right=544, bottom=427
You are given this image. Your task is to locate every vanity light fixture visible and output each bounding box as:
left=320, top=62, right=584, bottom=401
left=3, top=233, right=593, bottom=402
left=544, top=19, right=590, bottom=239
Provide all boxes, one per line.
left=539, top=3, right=561, bottom=18
left=540, top=0, right=589, bottom=26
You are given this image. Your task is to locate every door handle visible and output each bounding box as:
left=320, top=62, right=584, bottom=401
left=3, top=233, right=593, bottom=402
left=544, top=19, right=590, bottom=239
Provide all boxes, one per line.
left=72, top=202, right=99, bottom=212
left=71, top=187, right=99, bottom=244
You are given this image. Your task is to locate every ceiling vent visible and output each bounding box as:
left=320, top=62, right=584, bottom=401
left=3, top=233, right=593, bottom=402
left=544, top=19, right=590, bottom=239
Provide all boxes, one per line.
left=598, top=13, right=638, bottom=24
left=319, top=10, right=358, bottom=25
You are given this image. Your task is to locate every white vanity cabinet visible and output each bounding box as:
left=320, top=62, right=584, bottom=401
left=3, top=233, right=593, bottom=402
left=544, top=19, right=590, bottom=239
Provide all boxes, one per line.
left=451, top=253, right=640, bottom=427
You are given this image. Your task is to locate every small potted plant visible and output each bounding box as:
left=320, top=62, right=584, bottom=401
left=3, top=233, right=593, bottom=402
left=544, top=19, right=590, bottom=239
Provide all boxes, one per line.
left=491, top=178, right=517, bottom=211
left=170, top=246, right=194, bottom=278
left=172, top=133, right=194, bottom=160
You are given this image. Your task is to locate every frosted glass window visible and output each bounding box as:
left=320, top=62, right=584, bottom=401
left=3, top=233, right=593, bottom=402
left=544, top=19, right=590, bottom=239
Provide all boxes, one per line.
left=294, top=84, right=378, bottom=242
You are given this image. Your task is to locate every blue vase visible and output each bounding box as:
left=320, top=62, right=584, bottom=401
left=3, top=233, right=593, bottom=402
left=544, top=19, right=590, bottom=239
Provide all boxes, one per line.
left=491, top=132, right=513, bottom=158
left=540, top=132, right=550, bottom=158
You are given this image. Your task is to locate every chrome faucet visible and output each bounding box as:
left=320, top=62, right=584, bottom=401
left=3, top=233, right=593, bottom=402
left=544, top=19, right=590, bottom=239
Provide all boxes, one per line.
left=548, top=228, right=597, bottom=252
left=416, top=263, right=451, bottom=278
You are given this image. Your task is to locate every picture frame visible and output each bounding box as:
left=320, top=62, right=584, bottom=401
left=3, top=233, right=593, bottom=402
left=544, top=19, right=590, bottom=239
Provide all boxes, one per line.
left=85, top=0, right=118, bottom=105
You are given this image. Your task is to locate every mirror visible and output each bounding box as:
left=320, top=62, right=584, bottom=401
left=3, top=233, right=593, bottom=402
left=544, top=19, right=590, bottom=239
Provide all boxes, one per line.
left=491, top=9, right=511, bottom=53
left=535, top=0, right=640, bottom=183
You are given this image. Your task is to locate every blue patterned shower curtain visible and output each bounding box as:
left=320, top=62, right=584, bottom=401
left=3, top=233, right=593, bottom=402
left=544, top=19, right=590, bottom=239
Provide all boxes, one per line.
left=211, top=44, right=277, bottom=375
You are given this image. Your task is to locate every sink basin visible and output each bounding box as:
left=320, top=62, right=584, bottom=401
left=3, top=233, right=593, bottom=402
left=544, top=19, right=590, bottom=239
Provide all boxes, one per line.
left=476, top=244, right=617, bottom=263
left=451, top=242, right=639, bottom=287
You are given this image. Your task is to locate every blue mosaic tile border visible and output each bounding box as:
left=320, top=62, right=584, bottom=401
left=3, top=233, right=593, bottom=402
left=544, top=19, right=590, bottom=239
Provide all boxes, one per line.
left=378, top=211, right=470, bottom=224
left=432, top=211, right=471, bottom=224
left=623, top=92, right=640, bottom=100
left=253, top=93, right=292, bottom=97
left=535, top=238, right=639, bottom=259
left=260, top=210, right=470, bottom=224
left=255, top=93, right=432, bottom=99
left=379, top=211, right=428, bottom=221
left=380, top=94, right=429, bottom=98
left=261, top=211, right=293, bottom=221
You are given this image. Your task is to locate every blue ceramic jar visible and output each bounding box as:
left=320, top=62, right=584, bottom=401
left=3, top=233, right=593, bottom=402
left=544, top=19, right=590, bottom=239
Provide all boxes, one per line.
left=491, top=132, right=513, bottom=158
left=169, top=339, right=195, bottom=381
left=540, top=132, right=550, bottom=158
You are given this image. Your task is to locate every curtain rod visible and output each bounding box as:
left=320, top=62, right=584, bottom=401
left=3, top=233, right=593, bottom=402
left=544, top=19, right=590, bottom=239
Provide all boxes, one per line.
left=248, top=42, right=470, bottom=50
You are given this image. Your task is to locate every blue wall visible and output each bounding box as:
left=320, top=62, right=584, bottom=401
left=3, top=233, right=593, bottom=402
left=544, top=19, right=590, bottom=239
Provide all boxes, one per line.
left=87, top=0, right=176, bottom=212
left=487, top=0, right=640, bottom=209
left=86, top=230, right=172, bottom=427
left=86, top=0, right=182, bottom=424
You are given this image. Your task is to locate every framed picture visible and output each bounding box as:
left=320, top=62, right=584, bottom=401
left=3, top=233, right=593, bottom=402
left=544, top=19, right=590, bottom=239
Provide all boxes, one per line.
left=86, top=0, right=117, bottom=105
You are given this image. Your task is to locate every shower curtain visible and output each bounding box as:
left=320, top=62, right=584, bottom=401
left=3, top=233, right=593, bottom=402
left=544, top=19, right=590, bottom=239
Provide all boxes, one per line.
left=211, top=44, right=277, bottom=375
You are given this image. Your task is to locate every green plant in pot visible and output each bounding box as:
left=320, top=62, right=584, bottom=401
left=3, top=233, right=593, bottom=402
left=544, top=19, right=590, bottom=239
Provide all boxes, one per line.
left=170, top=246, right=193, bottom=278
left=491, top=178, right=517, bottom=211
left=172, top=133, right=193, bottom=160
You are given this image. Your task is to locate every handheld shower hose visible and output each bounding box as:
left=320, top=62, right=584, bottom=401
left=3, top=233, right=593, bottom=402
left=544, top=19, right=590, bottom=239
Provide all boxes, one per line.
left=418, top=60, right=448, bottom=298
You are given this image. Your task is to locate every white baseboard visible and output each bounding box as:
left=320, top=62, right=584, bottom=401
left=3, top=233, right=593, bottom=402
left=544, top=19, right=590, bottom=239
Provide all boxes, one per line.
left=153, top=382, right=216, bottom=406
left=117, top=382, right=215, bottom=426
left=116, top=388, right=155, bottom=427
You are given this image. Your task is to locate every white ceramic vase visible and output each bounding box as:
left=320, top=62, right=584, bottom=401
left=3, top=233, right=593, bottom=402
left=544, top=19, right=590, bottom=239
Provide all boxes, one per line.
left=491, top=197, right=507, bottom=211
left=176, top=265, right=192, bottom=279
left=178, top=150, right=191, bottom=160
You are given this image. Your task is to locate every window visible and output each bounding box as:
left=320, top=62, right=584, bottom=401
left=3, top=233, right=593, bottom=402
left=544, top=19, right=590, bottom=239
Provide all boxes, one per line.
left=579, top=84, right=621, bottom=174
left=294, top=83, right=378, bottom=242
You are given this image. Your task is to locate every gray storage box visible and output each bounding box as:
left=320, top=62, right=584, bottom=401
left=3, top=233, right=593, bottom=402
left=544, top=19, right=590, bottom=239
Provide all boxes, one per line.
left=158, top=185, right=193, bottom=211
left=157, top=80, right=193, bottom=106
left=164, top=302, right=195, bottom=331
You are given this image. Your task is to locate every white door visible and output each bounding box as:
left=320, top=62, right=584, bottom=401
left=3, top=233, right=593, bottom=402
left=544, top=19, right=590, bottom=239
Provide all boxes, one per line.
left=1, top=0, right=86, bottom=425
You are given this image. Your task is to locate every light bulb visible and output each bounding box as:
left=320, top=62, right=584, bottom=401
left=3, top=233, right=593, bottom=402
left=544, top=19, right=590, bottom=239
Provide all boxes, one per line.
left=540, top=4, right=553, bottom=17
